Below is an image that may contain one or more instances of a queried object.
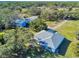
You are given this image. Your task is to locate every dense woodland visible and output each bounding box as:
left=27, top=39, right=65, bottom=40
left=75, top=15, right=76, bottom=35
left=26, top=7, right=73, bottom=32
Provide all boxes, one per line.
left=0, top=2, right=79, bottom=58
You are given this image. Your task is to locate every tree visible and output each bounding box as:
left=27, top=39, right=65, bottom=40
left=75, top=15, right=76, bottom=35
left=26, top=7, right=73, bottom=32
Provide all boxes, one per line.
left=74, top=43, right=79, bottom=57
left=0, top=28, right=34, bottom=58
left=26, top=43, right=56, bottom=58
left=0, top=8, right=18, bottom=30
left=40, top=8, right=63, bottom=21
left=29, top=7, right=41, bottom=16
left=75, top=31, right=79, bottom=40
left=29, top=19, right=48, bottom=32
left=0, top=28, right=57, bottom=58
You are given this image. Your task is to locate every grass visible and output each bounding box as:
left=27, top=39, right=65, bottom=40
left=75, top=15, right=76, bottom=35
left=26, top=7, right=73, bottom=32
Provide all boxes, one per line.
left=55, top=20, right=79, bottom=57
left=56, top=20, right=79, bottom=41
left=65, top=42, right=76, bottom=58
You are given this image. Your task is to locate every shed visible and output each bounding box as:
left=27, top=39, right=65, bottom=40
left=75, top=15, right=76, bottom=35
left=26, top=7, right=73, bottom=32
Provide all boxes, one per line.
left=34, top=30, right=64, bottom=52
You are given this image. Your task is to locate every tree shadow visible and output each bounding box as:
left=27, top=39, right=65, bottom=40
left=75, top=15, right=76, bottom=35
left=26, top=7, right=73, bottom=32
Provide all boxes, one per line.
left=56, top=38, right=71, bottom=56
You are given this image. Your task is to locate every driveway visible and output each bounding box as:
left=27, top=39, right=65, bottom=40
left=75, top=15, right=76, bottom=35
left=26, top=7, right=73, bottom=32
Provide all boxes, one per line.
left=48, top=20, right=68, bottom=30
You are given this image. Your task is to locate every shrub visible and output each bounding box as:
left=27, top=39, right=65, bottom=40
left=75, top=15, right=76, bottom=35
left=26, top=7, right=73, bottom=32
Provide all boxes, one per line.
left=29, top=19, right=48, bottom=32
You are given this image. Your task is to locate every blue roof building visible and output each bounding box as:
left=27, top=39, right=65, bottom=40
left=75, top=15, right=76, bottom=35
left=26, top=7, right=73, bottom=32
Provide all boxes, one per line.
left=34, top=30, right=64, bottom=53
left=25, top=18, right=31, bottom=23
left=15, top=16, right=38, bottom=28
left=15, top=19, right=28, bottom=27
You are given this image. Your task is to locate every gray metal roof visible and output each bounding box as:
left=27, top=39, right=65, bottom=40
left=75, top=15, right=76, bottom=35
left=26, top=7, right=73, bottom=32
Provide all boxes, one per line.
left=34, top=30, right=64, bottom=51
left=50, top=32, right=64, bottom=49
left=29, top=16, right=38, bottom=21
left=35, top=30, right=54, bottom=40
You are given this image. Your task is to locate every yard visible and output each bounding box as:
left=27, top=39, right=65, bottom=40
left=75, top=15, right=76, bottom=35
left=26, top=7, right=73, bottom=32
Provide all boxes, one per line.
left=56, top=20, right=79, bottom=41
left=46, top=20, right=79, bottom=57
left=55, top=20, right=79, bottom=57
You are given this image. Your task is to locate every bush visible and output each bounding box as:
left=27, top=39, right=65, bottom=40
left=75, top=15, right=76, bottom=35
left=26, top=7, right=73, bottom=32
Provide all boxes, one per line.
left=0, top=32, right=4, bottom=39
left=0, top=32, right=5, bottom=45
left=29, top=19, right=48, bottom=32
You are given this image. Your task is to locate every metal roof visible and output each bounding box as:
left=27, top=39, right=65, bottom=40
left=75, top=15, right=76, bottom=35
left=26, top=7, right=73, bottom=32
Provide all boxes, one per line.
left=34, top=30, right=64, bottom=52
left=51, top=32, right=64, bottom=49
left=35, top=30, right=54, bottom=40
left=29, top=16, right=38, bottom=20
left=25, top=16, right=38, bottom=22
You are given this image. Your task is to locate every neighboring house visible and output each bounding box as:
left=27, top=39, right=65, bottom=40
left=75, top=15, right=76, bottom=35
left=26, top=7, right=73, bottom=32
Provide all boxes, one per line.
left=25, top=16, right=38, bottom=22
left=34, top=29, right=64, bottom=53
left=29, top=16, right=38, bottom=21
left=15, top=16, right=38, bottom=27
left=15, top=19, right=28, bottom=27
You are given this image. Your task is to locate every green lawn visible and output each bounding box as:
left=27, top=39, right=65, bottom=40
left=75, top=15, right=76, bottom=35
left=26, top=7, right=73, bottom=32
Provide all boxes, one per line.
left=55, top=20, right=79, bottom=57
left=56, top=20, right=79, bottom=41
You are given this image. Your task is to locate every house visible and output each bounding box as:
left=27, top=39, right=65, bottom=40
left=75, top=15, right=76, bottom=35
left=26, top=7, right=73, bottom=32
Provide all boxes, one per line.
left=34, top=29, right=64, bottom=53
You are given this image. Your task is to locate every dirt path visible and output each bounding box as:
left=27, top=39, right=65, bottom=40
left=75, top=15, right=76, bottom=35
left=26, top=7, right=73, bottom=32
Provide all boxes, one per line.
left=48, top=20, right=68, bottom=30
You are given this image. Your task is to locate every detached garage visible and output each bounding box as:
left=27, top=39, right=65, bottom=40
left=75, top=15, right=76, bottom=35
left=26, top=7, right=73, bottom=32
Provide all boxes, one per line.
left=34, top=30, right=64, bottom=53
